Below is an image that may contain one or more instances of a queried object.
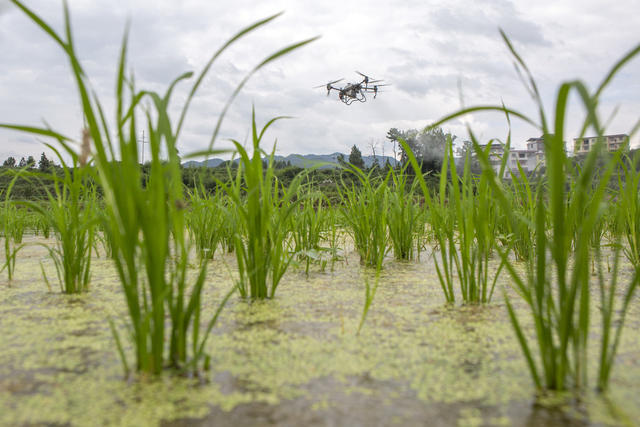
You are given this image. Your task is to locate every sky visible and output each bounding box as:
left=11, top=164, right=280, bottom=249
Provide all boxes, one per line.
left=0, top=0, right=638, bottom=163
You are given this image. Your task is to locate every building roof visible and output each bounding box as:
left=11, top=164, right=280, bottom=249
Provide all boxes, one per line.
left=573, top=134, right=629, bottom=141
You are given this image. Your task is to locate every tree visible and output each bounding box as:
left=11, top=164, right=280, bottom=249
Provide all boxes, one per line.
left=386, top=128, right=401, bottom=165
left=386, top=128, right=417, bottom=167
left=456, top=139, right=482, bottom=175
left=27, top=156, right=35, bottom=168
left=368, top=139, right=378, bottom=162
left=399, top=126, right=454, bottom=174
left=348, top=144, right=365, bottom=170
left=38, top=152, right=52, bottom=172
left=371, top=156, right=380, bottom=171
left=2, top=157, right=16, bottom=168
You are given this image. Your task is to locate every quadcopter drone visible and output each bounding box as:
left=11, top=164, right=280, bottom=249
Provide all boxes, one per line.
left=314, top=71, right=389, bottom=105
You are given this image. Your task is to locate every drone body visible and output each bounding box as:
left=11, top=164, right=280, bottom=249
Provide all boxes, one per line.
left=314, top=71, right=389, bottom=105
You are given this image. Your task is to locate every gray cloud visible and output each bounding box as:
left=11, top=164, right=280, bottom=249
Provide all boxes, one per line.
left=0, top=0, right=9, bottom=16
left=0, top=0, right=638, bottom=163
left=430, top=0, right=550, bottom=46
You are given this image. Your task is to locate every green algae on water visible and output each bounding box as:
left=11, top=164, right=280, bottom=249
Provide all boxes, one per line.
left=1, top=238, right=640, bottom=426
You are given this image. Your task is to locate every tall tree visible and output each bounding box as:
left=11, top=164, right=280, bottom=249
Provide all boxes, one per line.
left=386, top=128, right=400, bottom=166
left=38, top=152, right=52, bottom=172
left=348, top=144, right=365, bottom=170
left=387, top=128, right=417, bottom=166
left=399, top=126, right=454, bottom=174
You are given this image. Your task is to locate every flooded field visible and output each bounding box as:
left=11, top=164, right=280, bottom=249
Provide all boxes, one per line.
left=1, top=236, right=639, bottom=426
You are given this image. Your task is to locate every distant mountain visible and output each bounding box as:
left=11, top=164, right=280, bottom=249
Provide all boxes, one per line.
left=183, top=153, right=399, bottom=169
left=182, top=158, right=225, bottom=168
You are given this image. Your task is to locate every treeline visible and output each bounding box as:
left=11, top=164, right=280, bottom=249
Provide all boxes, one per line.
left=3, top=142, right=638, bottom=201
left=0, top=155, right=390, bottom=202
left=0, top=125, right=454, bottom=200
left=180, top=156, right=397, bottom=203
left=0, top=152, right=60, bottom=199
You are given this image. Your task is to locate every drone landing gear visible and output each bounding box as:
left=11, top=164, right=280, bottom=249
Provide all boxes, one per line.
left=342, top=92, right=367, bottom=105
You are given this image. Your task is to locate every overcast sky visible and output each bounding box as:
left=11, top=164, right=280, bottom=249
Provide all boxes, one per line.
left=0, top=0, right=638, bottom=163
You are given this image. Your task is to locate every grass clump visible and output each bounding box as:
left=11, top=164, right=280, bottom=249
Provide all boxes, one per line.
left=187, top=186, right=226, bottom=261
left=403, top=137, right=503, bottom=303
left=222, top=112, right=305, bottom=299
left=339, top=165, right=390, bottom=267
left=386, top=164, right=424, bottom=261
left=617, top=152, right=640, bottom=268
left=3, top=0, right=314, bottom=374
left=289, top=184, right=331, bottom=274
left=22, top=142, right=98, bottom=293
left=1, top=179, right=26, bottom=281
left=430, top=31, right=640, bottom=392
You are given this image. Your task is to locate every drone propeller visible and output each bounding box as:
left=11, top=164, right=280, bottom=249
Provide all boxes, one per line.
left=356, top=71, right=383, bottom=86
left=313, top=78, right=343, bottom=89
left=363, top=83, right=390, bottom=92
left=356, top=71, right=373, bottom=85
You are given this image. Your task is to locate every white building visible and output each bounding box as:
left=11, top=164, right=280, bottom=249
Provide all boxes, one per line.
left=526, top=137, right=546, bottom=166
left=480, top=136, right=572, bottom=178
left=573, top=134, right=629, bottom=154
left=481, top=142, right=539, bottom=178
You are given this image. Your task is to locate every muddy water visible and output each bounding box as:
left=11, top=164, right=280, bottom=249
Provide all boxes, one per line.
left=1, top=236, right=639, bottom=426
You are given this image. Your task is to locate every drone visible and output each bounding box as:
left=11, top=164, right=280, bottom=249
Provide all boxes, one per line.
left=314, top=71, right=389, bottom=105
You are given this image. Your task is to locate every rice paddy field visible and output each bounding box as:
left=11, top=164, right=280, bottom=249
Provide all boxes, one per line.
left=1, top=1, right=640, bottom=426
left=1, top=235, right=639, bottom=426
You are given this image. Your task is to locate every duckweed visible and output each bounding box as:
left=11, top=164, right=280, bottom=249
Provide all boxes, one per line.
left=1, top=239, right=639, bottom=426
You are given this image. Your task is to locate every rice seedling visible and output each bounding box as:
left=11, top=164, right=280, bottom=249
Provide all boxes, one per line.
left=594, top=233, right=640, bottom=391
left=357, top=260, right=383, bottom=335
left=1, top=203, right=44, bottom=239
left=426, top=31, right=640, bottom=391
left=386, top=163, right=423, bottom=261
left=498, top=154, right=540, bottom=263
left=401, top=136, right=504, bottom=303
left=1, top=175, right=27, bottom=281
left=221, top=111, right=306, bottom=299
left=220, top=199, right=238, bottom=254
left=3, top=0, right=315, bottom=374
left=617, top=152, right=640, bottom=267
left=3, top=203, right=26, bottom=244
left=339, top=165, right=390, bottom=267
left=187, top=186, right=226, bottom=260
left=289, top=184, right=332, bottom=274
left=324, top=203, right=346, bottom=272
left=16, top=142, right=98, bottom=293
left=94, top=212, right=115, bottom=259
left=562, top=154, right=614, bottom=253
left=33, top=208, right=52, bottom=239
